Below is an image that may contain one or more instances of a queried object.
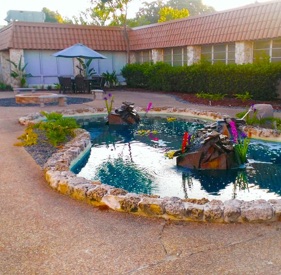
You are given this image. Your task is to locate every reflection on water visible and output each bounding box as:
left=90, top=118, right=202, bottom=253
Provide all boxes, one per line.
left=71, top=116, right=281, bottom=201
left=233, top=170, right=249, bottom=199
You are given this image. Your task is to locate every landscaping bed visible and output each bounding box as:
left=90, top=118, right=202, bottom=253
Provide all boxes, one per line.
left=172, top=93, right=281, bottom=111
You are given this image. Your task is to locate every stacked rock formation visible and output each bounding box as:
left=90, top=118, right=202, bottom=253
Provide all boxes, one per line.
left=176, top=118, right=246, bottom=170
left=108, top=101, right=140, bottom=125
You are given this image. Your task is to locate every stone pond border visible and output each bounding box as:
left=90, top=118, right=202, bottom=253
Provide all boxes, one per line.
left=18, top=106, right=281, bottom=223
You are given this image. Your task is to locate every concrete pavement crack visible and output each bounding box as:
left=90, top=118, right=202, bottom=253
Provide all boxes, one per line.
left=124, top=221, right=182, bottom=274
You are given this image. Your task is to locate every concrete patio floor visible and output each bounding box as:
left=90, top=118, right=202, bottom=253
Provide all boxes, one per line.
left=1, top=90, right=281, bottom=274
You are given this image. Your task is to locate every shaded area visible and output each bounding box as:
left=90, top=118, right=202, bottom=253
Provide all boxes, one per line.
left=0, top=97, right=93, bottom=107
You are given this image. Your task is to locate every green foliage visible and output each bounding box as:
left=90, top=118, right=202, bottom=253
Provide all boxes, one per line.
left=234, top=138, right=250, bottom=164
left=78, top=0, right=215, bottom=27
left=14, top=125, right=38, bottom=146
left=53, top=83, right=61, bottom=90
left=104, top=93, right=114, bottom=113
left=76, top=58, right=96, bottom=78
left=167, top=0, right=215, bottom=16
left=158, top=7, right=189, bottom=23
left=234, top=91, right=252, bottom=102
left=16, top=112, right=80, bottom=147
left=0, top=82, right=13, bottom=91
left=236, top=110, right=281, bottom=129
left=43, top=7, right=63, bottom=23
left=121, top=62, right=151, bottom=88
left=130, top=0, right=215, bottom=27
left=121, top=62, right=281, bottom=100
left=196, top=91, right=226, bottom=101
left=79, top=0, right=131, bottom=27
left=102, top=70, right=119, bottom=88
left=6, top=56, right=32, bottom=87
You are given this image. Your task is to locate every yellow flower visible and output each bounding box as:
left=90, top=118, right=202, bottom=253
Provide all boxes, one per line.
left=167, top=117, right=177, bottom=122
left=165, top=150, right=176, bottom=159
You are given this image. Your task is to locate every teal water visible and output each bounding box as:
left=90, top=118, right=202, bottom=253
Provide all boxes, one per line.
left=72, top=116, right=281, bottom=201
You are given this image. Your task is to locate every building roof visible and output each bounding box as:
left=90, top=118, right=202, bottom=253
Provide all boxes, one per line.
left=130, top=0, right=281, bottom=50
left=0, top=1, right=281, bottom=52
left=0, top=22, right=127, bottom=51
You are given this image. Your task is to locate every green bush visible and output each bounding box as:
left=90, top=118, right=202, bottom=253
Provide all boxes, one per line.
left=121, top=62, right=281, bottom=100
left=16, top=112, right=80, bottom=147
left=0, top=82, right=13, bottom=91
left=121, top=62, right=151, bottom=88
left=234, top=91, right=252, bottom=102
left=196, top=91, right=226, bottom=101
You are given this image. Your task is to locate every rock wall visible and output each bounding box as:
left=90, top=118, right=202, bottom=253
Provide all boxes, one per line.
left=18, top=107, right=281, bottom=223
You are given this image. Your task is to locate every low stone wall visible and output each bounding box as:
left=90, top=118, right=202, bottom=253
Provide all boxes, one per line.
left=19, top=107, right=281, bottom=223
left=15, top=93, right=67, bottom=107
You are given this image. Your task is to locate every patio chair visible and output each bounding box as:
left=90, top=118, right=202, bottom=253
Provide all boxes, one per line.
left=58, top=76, right=73, bottom=94
left=74, top=74, right=87, bottom=93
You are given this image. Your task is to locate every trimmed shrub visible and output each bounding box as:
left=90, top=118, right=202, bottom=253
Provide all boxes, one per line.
left=121, top=62, right=281, bottom=100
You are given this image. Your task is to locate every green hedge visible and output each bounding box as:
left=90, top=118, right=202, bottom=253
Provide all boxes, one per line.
left=121, top=62, right=281, bottom=100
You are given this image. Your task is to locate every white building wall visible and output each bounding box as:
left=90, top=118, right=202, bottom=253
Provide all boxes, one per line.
left=8, top=49, right=24, bottom=87
left=152, top=49, right=163, bottom=63
left=187, top=46, right=201, bottom=65
left=235, top=42, right=253, bottom=64
left=21, top=50, right=127, bottom=87
left=0, top=50, right=11, bottom=84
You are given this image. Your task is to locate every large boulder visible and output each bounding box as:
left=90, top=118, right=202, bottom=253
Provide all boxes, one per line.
left=250, top=104, right=274, bottom=119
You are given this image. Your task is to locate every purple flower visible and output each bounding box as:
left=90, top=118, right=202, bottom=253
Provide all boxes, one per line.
left=240, top=131, right=247, bottom=139
left=103, top=97, right=108, bottom=101
left=108, top=93, right=112, bottom=98
left=229, top=120, right=238, bottom=143
left=188, top=134, right=192, bottom=145
left=146, top=102, right=153, bottom=113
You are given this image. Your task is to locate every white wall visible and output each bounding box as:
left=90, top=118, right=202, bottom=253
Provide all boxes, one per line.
left=24, top=50, right=127, bottom=86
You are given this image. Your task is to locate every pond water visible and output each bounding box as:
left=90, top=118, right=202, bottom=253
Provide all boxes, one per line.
left=71, top=115, right=281, bottom=201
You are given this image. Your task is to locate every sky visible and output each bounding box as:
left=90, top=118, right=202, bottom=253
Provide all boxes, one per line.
left=0, top=0, right=273, bottom=26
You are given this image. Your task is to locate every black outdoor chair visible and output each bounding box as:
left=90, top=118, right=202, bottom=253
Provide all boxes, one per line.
left=74, top=75, right=87, bottom=93
left=58, top=76, right=73, bottom=94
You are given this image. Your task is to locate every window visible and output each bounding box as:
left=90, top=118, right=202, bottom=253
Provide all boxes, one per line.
left=272, top=38, right=281, bottom=63
left=201, top=44, right=235, bottom=64
left=173, top=47, right=184, bottom=66
left=163, top=47, right=187, bottom=66
left=253, top=40, right=270, bottom=62
left=135, top=50, right=152, bottom=63
left=201, top=45, right=212, bottom=62
left=227, top=44, right=235, bottom=64
left=253, top=39, right=281, bottom=63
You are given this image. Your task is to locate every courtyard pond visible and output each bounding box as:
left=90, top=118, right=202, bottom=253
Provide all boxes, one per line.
left=71, top=115, right=281, bottom=201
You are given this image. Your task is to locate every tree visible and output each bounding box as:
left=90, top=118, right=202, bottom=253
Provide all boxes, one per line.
left=73, top=6, right=111, bottom=26
left=132, top=0, right=215, bottom=27
left=82, top=0, right=132, bottom=62
left=85, top=0, right=131, bottom=26
left=166, top=0, right=215, bottom=16
left=42, top=7, right=73, bottom=24
left=134, top=0, right=164, bottom=26
left=158, top=6, right=189, bottom=23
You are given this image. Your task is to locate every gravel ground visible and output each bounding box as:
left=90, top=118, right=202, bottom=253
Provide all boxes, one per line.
left=24, top=130, right=60, bottom=168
